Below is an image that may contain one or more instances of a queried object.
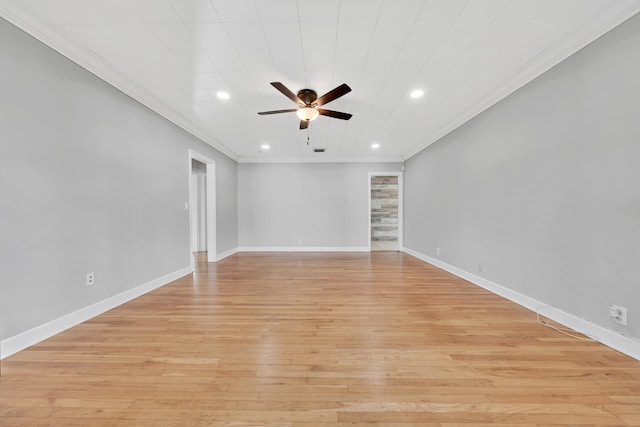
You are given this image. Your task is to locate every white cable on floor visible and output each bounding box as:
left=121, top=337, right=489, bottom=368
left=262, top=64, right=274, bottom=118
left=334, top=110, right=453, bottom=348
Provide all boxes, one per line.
left=536, top=311, right=598, bottom=342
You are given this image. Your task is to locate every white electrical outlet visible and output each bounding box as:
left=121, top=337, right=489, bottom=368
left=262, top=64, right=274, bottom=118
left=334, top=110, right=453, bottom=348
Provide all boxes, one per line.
left=609, top=304, right=628, bottom=326
left=436, top=247, right=440, bottom=256
left=86, top=272, right=95, bottom=286
left=477, top=263, right=483, bottom=272
left=298, top=238, right=303, bottom=245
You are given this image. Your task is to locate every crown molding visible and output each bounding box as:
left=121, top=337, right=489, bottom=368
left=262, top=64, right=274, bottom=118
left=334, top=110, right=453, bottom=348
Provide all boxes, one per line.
left=402, top=4, right=640, bottom=161
left=0, top=0, right=405, bottom=166
left=3, top=1, right=639, bottom=165
left=237, top=156, right=405, bottom=164
left=0, top=1, right=239, bottom=162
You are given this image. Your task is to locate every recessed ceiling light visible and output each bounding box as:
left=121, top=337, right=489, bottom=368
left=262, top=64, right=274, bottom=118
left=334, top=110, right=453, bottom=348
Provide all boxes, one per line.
left=261, top=144, right=270, bottom=150
left=216, top=91, right=230, bottom=100
left=410, top=89, right=424, bottom=98
left=371, top=143, right=380, bottom=149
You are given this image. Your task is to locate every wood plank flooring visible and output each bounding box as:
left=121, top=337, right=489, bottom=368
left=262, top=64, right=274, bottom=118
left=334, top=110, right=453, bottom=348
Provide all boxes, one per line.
left=1, top=252, right=639, bottom=426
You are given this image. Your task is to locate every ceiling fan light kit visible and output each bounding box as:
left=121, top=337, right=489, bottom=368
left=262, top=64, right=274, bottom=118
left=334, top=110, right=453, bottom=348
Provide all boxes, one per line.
left=296, top=106, right=319, bottom=122
left=258, top=82, right=353, bottom=130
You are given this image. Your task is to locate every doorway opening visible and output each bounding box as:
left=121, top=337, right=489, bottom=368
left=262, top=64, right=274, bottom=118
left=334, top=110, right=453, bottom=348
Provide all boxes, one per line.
left=368, top=172, right=403, bottom=252
left=188, top=150, right=216, bottom=266
left=191, top=159, right=207, bottom=253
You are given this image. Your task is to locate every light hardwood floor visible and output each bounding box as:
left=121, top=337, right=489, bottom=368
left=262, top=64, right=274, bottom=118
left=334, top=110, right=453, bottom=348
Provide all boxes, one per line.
left=1, top=252, right=639, bottom=426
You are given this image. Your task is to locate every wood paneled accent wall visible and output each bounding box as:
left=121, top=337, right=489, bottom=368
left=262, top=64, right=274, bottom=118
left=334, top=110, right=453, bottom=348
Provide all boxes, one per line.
left=371, top=175, right=399, bottom=242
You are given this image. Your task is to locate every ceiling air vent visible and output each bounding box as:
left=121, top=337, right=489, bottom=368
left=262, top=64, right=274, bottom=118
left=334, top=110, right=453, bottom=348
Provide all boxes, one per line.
left=314, top=148, right=325, bottom=153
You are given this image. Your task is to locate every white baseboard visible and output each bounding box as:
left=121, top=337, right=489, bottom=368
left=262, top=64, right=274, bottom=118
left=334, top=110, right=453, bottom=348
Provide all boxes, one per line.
left=1, top=266, right=193, bottom=359
left=238, top=246, right=370, bottom=252
left=403, top=247, right=640, bottom=362
left=216, top=247, right=239, bottom=261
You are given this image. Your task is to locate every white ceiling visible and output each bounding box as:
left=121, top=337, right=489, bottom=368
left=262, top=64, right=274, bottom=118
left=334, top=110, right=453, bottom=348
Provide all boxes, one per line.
left=2, top=0, right=640, bottom=162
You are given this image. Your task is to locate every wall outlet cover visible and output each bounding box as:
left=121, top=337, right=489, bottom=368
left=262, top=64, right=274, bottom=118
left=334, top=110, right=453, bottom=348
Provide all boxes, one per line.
left=610, top=304, right=628, bottom=326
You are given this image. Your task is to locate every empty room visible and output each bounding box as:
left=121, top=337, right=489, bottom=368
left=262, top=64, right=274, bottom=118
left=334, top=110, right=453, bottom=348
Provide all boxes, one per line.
left=1, top=0, right=639, bottom=425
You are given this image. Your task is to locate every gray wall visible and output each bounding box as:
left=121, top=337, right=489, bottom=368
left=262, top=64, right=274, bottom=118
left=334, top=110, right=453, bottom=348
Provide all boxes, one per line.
left=0, top=18, right=237, bottom=340
left=211, top=158, right=238, bottom=256
left=404, top=13, right=640, bottom=340
left=238, top=162, right=402, bottom=248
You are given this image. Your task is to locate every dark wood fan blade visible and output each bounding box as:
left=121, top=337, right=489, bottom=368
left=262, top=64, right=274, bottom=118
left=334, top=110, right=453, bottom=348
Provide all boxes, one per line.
left=258, top=109, right=298, bottom=115
left=316, top=83, right=351, bottom=106
left=271, top=82, right=303, bottom=104
left=317, top=109, right=352, bottom=120
left=299, top=120, right=309, bottom=130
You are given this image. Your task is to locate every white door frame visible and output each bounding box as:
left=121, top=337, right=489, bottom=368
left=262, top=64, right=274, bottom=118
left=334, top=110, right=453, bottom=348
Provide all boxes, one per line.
left=189, top=150, right=216, bottom=265
left=191, top=172, right=207, bottom=252
left=368, top=172, right=403, bottom=251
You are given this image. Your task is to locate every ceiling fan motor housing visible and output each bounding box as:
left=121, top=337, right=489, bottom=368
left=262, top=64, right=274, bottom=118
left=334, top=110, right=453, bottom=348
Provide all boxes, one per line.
left=297, top=89, right=317, bottom=106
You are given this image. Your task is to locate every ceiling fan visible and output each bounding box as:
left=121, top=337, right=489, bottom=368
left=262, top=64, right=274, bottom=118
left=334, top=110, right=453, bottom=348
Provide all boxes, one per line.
left=258, top=82, right=353, bottom=129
